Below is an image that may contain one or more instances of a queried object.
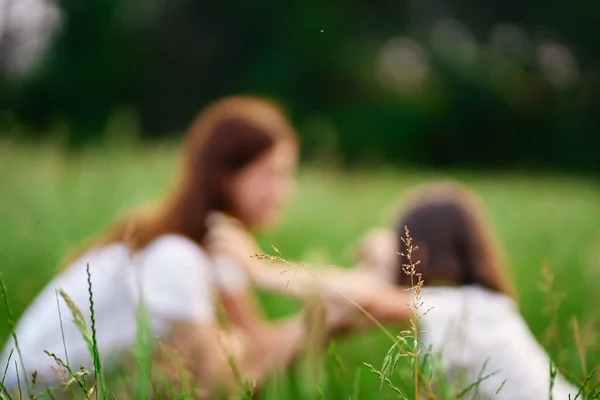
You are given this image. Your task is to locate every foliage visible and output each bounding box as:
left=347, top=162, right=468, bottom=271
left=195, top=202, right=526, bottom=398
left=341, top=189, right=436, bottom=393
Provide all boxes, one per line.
left=1, top=1, right=599, bottom=173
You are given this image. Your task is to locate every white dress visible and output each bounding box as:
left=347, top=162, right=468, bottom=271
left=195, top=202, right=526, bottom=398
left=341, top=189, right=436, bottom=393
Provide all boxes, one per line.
left=418, top=285, right=579, bottom=399
left=0, top=234, right=248, bottom=392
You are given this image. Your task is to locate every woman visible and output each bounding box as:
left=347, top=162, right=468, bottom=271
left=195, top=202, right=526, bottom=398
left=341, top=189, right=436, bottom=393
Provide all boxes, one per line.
left=0, top=96, right=356, bottom=396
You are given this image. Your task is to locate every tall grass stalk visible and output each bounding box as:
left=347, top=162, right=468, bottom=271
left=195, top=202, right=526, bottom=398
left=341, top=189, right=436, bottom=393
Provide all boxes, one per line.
left=572, top=317, right=588, bottom=381
left=43, top=350, right=89, bottom=396
left=55, top=290, right=71, bottom=368
left=1, top=349, right=13, bottom=391
left=0, top=272, right=30, bottom=395
left=133, top=304, right=152, bottom=400
left=540, top=261, right=565, bottom=358
left=0, top=349, right=14, bottom=400
left=57, top=288, right=99, bottom=398
left=351, top=366, right=361, bottom=400
left=398, top=226, right=423, bottom=398
left=85, top=264, right=107, bottom=400
left=14, top=361, right=21, bottom=400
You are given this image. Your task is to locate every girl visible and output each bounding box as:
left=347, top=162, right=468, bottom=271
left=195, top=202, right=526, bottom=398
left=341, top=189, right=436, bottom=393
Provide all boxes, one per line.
left=0, top=96, right=351, bottom=396
left=358, top=182, right=579, bottom=399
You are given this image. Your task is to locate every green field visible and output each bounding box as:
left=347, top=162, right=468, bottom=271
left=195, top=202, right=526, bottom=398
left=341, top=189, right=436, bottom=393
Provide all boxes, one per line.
left=1, top=141, right=599, bottom=398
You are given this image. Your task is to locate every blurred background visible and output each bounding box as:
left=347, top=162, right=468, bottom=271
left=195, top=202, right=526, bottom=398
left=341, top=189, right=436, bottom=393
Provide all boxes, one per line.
left=0, top=1, right=599, bottom=397
left=1, top=0, right=599, bottom=173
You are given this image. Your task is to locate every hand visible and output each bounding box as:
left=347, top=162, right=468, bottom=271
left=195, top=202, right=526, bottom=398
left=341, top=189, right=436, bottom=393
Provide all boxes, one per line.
left=354, top=227, right=398, bottom=281
left=321, top=271, right=410, bottom=327
left=301, top=291, right=363, bottom=342
left=205, top=212, right=261, bottom=262
left=322, top=291, right=369, bottom=334
left=303, top=270, right=378, bottom=332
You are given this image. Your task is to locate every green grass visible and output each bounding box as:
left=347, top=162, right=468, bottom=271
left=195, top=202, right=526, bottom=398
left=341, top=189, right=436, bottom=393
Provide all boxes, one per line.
left=0, top=140, right=599, bottom=398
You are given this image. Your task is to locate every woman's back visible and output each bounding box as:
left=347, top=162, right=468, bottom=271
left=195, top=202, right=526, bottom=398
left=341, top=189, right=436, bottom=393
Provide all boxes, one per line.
left=420, top=285, right=577, bottom=399
left=1, top=234, right=216, bottom=389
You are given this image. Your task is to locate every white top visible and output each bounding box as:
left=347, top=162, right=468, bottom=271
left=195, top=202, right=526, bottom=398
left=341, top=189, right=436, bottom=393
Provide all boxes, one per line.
left=0, top=234, right=248, bottom=389
left=418, top=285, right=578, bottom=400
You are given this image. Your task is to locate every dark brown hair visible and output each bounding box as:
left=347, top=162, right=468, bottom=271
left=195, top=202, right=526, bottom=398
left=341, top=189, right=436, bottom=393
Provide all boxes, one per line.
left=65, top=96, right=297, bottom=265
left=395, top=182, right=515, bottom=297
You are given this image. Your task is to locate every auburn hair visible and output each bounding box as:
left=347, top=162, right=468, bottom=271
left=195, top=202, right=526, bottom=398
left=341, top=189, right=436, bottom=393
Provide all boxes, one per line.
left=64, top=96, right=297, bottom=266
left=394, top=181, right=515, bottom=297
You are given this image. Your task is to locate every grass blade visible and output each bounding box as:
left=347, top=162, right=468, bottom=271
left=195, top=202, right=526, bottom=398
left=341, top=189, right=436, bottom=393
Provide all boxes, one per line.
left=350, top=367, right=361, bottom=400
left=469, top=358, right=491, bottom=400
left=0, top=349, right=14, bottom=400
left=85, top=264, right=107, bottom=399
left=44, top=388, right=57, bottom=400
left=56, top=290, right=95, bottom=398
left=0, top=272, right=31, bottom=395
left=456, top=371, right=499, bottom=398
left=1, top=349, right=13, bottom=390
left=55, top=290, right=70, bottom=367
left=14, top=362, right=21, bottom=400
left=44, top=350, right=89, bottom=395
left=573, top=367, right=596, bottom=400
left=133, top=303, right=153, bottom=400
left=363, top=363, right=407, bottom=399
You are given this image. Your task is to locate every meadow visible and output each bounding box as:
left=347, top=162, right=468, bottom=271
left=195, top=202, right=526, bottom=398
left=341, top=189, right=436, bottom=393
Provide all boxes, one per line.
left=0, top=140, right=599, bottom=398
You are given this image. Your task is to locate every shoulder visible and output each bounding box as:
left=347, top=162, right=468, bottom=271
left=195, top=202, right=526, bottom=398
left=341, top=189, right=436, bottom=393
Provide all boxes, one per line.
left=421, top=285, right=514, bottom=311
left=419, top=286, right=466, bottom=311
left=134, top=234, right=214, bottom=286
left=132, top=236, right=217, bottom=309
left=67, top=242, right=130, bottom=270
left=142, top=234, right=210, bottom=265
left=464, top=286, right=519, bottom=323
left=127, top=235, right=218, bottom=323
left=425, top=286, right=537, bottom=357
left=420, top=285, right=519, bottom=338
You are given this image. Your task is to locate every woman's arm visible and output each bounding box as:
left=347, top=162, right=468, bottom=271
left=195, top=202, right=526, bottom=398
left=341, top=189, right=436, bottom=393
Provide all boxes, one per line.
left=160, top=315, right=306, bottom=394
left=218, top=251, right=412, bottom=330
left=205, top=215, right=412, bottom=331
left=210, top=250, right=309, bottom=346
left=218, top=290, right=266, bottom=337
left=137, top=236, right=307, bottom=394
